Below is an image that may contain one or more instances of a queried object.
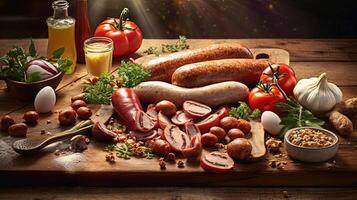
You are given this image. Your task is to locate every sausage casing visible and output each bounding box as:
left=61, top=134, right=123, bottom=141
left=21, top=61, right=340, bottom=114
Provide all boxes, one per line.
left=172, top=59, right=270, bottom=88
left=139, top=43, right=253, bottom=82
left=133, top=81, right=249, bottom=108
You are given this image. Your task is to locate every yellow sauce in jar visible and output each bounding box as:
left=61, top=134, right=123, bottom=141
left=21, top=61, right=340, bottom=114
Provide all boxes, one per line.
left=84, top=37, right=113, bottom=77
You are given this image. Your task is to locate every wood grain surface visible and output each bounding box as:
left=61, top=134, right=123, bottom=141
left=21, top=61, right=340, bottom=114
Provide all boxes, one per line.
left=1, top=187, right=357, bottom=200
left=0, top=39, right=357, bottom=189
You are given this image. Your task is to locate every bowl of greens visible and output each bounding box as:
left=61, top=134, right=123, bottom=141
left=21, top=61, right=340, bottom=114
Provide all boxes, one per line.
left=0, top=40, right=72, bottom=101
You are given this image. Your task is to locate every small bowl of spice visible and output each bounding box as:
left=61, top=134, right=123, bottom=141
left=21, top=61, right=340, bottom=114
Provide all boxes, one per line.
left=284, top=127, right=339, bottom=163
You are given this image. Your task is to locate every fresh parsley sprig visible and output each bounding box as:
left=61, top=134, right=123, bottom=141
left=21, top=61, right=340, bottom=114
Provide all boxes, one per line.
left=230, top=101, right=261, bottom=120
left=143, top=35, right=189, bottom=56
left=162, top=35, right=189, bottom=53
left=143, top=46, right=159, bottom=56
left=0, top=46, right=28, bottom=81
left=84, top=73, right=115, bottom=104
left=118, top=60, right=151, bottom=88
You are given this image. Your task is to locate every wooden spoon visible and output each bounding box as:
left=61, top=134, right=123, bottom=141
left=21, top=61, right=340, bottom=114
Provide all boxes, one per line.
left=12, top=105, right=114, bottom=154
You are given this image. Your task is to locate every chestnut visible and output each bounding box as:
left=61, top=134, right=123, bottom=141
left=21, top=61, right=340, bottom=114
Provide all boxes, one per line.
left=209, top=126, right=226, bottom=140
left=156, top=100, right=177, bottom=116
left=227, top=128, right=245, bottom=140
left=71, top=93, right=86, bottom=103
left=219, top=116, right=239, bottom=131
left=201, top=133, right=218, bottom=147
left=76, top=106, right=92, bottom=120
left=1, top=115, right=15, bottom=132
left=227, top=138, right=252, bottom=160
left=71, top=100, right=87, bottom=111
left=8, top=123, right=28, bottom=137
left=58, top=109, right=77, bottom=126
left=23, top=111, right=39, bottom=124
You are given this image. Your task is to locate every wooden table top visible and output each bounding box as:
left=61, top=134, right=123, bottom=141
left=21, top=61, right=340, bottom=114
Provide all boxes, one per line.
left=0, top=38, right=357, bottom=198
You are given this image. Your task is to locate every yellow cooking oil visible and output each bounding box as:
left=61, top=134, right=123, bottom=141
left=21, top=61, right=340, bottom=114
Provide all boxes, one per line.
left=47, top=23, right=77, bottom=73
left=47, top=0, right=77, bottom=74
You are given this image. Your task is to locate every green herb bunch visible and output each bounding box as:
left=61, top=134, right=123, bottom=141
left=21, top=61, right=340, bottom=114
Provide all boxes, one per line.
left=118, top=60, right=151, bottom=88
left=230, top=101, right=261, bottom=120
left=144, top=35, right=189, bottom=56
left=84, top=73, right=116, bottom=105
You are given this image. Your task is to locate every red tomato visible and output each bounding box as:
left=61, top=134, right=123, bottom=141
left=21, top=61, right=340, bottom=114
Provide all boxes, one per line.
left=260, top=64, right=297, bottom=96
left=94, top=8, right=143, bottom=57
left=248, top=84, right=286, bottom=113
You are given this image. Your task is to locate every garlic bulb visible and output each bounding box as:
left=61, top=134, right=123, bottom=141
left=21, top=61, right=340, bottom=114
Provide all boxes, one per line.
left=293, top=73, right=342, bottom=113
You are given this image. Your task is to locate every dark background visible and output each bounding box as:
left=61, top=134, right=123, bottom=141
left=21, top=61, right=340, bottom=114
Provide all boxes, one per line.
left=0, top=0, right=356, bottom=38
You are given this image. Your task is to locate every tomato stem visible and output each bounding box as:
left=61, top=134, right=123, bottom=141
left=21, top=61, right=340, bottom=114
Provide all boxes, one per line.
left=118, top=8, right=129, bottom=31
left=269, top=64, right=289, bottom=100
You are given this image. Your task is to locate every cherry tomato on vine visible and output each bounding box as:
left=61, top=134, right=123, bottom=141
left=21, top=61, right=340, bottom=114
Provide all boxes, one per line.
left=248, top=82, right=286, bottom=113
left=260, top=64, right=297, bottom=96
left=94, top=8, right=143, bottom=57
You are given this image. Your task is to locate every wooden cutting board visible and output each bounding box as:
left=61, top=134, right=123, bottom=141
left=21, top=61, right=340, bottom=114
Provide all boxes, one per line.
left=1, top=45, right=357, bottom=187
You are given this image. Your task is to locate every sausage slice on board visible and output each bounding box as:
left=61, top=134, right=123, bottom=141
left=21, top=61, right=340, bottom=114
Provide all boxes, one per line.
left=137, top=43, right=253, bottom=82
left=172, top=59, right=270, bottom=88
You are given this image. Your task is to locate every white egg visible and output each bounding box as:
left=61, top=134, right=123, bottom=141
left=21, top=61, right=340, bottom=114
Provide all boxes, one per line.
left=34, top=86, right=56, bottom=113
left=261, top=111, right=284, bottom=135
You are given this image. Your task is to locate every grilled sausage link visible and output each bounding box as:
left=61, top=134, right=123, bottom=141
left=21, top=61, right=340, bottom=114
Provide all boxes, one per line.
left=139, top=43, right=253, bottom=82
left=171, top=59, right=270, bottom=88
left=133, top=81, right=249, bottom=108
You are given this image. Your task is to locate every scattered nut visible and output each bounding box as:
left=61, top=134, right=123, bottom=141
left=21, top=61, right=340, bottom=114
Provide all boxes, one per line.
left=165, top=152, right=176, bottom=162
left=114, top=135, right=127, bottom=143
left=47, top=120, right=51, bottom=124
left=269, top=153, right=288, bottom=170
left=177, top=160, right=185, bottom=168
left=266, top=138, right=282, bottom=153
left=159, top=157, right=166, bottom=170
left=106, top=153, right=115, bottom=163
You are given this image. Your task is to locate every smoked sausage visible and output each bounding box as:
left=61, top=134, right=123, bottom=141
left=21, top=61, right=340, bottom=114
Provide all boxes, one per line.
left=138, top=43, right=253, bottom=82
left=172, top=59, right=270, bottom=87
left=133, top=81, right=249, bottom=107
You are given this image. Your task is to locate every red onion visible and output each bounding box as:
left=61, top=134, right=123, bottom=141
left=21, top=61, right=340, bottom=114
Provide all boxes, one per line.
left=25, top=59, right=58, bottom=80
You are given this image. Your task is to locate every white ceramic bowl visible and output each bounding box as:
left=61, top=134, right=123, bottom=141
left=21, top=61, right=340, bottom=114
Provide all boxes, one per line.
left=284, top=127, right=339, bottom=163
